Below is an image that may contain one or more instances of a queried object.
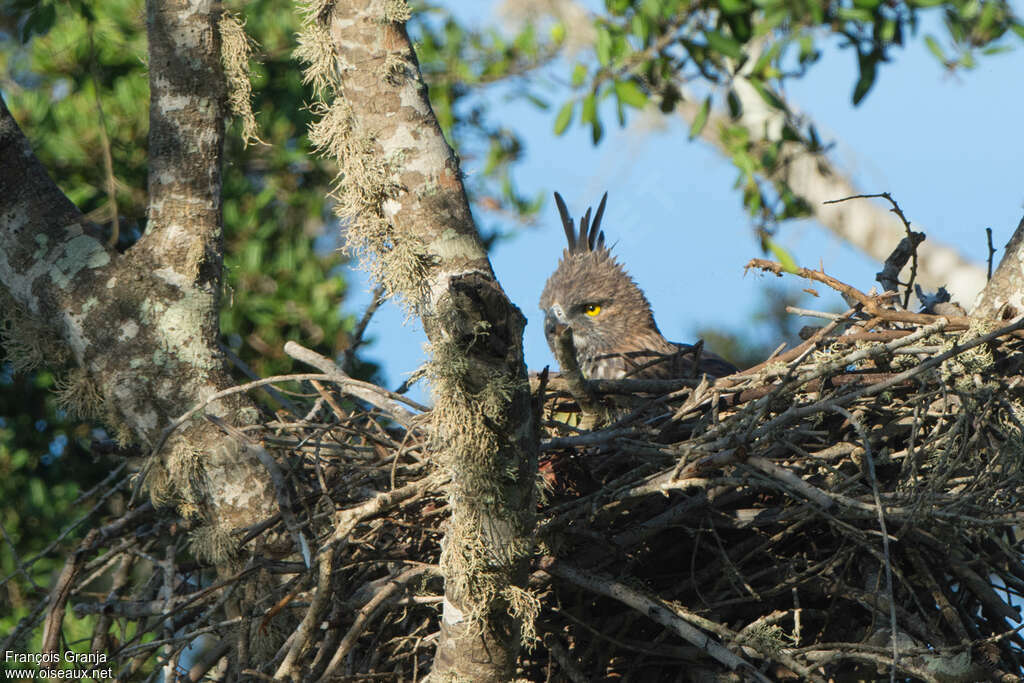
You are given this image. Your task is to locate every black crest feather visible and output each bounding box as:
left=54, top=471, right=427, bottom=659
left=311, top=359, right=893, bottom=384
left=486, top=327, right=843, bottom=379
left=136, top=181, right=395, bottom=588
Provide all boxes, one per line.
left=554, top=191, right=608, bottom=254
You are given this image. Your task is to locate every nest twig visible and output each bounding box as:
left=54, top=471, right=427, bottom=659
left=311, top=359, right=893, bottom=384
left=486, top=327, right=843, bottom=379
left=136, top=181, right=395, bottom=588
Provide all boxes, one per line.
left=9, top=262, right=1024, bottom=682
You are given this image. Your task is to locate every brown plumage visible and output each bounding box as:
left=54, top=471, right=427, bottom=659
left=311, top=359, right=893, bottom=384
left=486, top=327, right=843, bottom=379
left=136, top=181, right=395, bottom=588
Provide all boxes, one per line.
left=539, top=191, right=736, bottom=381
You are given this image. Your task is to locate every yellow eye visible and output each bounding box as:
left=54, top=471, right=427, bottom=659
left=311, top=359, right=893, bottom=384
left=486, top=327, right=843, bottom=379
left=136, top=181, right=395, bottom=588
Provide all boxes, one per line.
left=584, top=304, right=601, bottom=317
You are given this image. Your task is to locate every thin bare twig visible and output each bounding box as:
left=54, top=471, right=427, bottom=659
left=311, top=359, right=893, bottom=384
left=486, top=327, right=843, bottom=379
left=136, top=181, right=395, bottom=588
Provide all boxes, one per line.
left=284, top=341, right=427, bottom=424
left=344, top=284, right=386, bottom=373
left=822, top=192, right=922, bottom=308
left=986, top=226, right=996, bottom=281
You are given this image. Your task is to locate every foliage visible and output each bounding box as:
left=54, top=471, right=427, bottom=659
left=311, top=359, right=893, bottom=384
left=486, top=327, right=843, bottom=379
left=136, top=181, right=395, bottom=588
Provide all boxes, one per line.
left=0, top=369, right=105, bottom=638
left=545, top=0, right=1022, bottom=227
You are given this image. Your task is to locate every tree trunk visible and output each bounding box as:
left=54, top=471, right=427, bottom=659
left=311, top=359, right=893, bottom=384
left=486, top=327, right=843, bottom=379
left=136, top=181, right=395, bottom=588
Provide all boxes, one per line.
left=0, top=0, right=274, bottom=549
left=307, top=1, right=541, bottom=678
left=971, top=215, right=1024, bottom=318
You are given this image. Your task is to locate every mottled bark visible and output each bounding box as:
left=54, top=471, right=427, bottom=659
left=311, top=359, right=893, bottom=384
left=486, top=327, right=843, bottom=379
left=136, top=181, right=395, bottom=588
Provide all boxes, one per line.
left=0, top=0, right=273, bottom=535
left=971, top=216, right=1024, bottom=318
left=326, top=2, right=539, bottom=679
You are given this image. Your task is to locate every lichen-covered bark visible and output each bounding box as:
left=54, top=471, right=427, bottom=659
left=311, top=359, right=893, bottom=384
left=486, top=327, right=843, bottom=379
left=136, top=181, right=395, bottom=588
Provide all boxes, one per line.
left=0, top=0, right=273, bottom=537
left=324, top=2, right=540, bottom=679
left=972, top=216, right=1024, bottom=319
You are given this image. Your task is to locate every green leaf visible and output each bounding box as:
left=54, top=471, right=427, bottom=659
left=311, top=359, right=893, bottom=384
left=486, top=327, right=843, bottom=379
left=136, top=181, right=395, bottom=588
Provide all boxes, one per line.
left=809, top=1, right=824, bottom=23
left=571, top=63, right=587, bottom=88
left=756, top=8, right=787, bottom=35
left=19, top=3, right=56, bottom=42
left=554, top=100, right=574, bottom=136
left=719, top=0, right=747, bottom=13
left=581, top=93, right=596, bottom=124
left=704, top=29, right=744, bottom=60
left=525, top=93, right=549, bottom=110
left=924, top=35, right=946, bottom=61
left=750, top=43, right=781, bottom=77
left=688, top=96, right=711, bottom=139
left=852, top=58, right=877, bottom=105
left=726, top=13, right=753, bottom=42
left=591, top=119, right=604, bottom=144
left=631, top=13, right=649, bottom=43
left=836, top=8, right=873, bottom=22
left=614, top=80, right=648, bottom=109
left=640, top=0, right=664, bottom=17
left=880, top=18, right=897, bottom=43
left=747, top=78, right=786, bottom=111
left=608, top=0, right=629, bottom=14
left=596, top=25, right=612, bottom=66
left=764, top=237, right=799, bottom=273
left=550, top=22, right=566, bottom=44
left=726, top=89, right=742, bottom=118
left=610, top=34, right=630, bottom=62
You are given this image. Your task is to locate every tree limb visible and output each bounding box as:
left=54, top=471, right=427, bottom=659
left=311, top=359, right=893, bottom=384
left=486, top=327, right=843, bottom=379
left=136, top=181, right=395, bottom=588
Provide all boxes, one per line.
left=305, top=2, right=541, bottom=678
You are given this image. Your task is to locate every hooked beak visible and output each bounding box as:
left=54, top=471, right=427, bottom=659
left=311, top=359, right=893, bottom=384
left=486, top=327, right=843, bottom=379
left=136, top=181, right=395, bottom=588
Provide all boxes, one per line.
left=545, top=303, right=569, bottom=341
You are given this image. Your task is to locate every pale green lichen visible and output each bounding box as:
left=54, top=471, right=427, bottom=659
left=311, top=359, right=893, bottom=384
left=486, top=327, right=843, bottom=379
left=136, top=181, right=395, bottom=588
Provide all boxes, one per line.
left=80, top=297, right=99, bottom=315
left=0, top=291, right=70, bottom=373
left=922, top=651, right=973, bottom=677
left=32, top=233, right=49, bottom=260
left=50, top=234, right=110, bottom=289
left=54, top=368, right=105, bottom=420
left=739, top=623, right=795, bottom=655
left=304, top=97, right=427, bottom=309
left=294, top=22, right=338, bottom=98
left=159, top=295, right=219, bottom=370
left=502, top=584, right=540, bottom=648
left=296, top=0, right=431, bottom=313
left=219, top=11, right=264, bottom=146
left=166, top=435, right=206, bottom=503
left=429, top=331, right=535, bottom=644
left=189, top=518, right=238, bottom=564
left=382, top=0, right=412, bottom=23
left=141, top=290, right=218, bottom=371
left=428, top=230, right=483, bottom=263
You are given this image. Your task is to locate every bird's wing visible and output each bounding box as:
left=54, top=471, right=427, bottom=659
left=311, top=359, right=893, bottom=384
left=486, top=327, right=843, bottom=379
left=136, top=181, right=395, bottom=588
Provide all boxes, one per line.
left=667, top=342, right=739, bottom=379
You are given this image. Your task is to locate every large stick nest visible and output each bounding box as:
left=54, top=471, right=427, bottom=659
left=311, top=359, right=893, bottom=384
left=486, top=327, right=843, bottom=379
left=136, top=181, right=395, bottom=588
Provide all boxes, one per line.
left=9, top=263, right=1024, bottom=682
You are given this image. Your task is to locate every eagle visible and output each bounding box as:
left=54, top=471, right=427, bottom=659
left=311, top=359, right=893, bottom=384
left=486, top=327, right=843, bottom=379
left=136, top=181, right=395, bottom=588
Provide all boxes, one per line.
left=539, top=192, right=737, bottom=382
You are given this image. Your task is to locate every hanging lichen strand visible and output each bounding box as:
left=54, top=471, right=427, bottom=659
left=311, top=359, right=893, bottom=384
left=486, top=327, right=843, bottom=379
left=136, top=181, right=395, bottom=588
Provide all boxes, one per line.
left=294, top=0, right=539, bottom=676
left=296, top=0, right=426, bottom=308
left=219, top=11, right=263, bottom=147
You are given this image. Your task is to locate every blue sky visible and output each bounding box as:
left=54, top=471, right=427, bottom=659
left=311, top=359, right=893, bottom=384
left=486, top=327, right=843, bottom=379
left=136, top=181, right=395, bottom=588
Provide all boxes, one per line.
left=348, top=1, right=1024, bottom=400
